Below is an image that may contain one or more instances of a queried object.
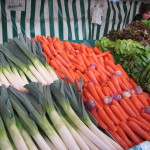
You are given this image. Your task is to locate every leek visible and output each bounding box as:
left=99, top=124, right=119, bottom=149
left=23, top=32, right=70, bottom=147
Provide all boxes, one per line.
left=16, top=117, right=38, bottom=150
left=0, top=115, right=13, bottom=150
left=25, top=82, right=80, bottom=150
left=0, top=85, right=28, bottom=150
left=9, top=87, right=67, bottom=150
left=8, top=89, right=51, bottom=150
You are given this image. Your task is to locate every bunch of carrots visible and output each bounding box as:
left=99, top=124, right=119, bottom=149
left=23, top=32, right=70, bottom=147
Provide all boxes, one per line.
left=33, top=35, right=150, bottom=149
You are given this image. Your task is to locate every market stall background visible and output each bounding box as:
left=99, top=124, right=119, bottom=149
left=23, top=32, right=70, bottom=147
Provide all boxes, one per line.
left=0, top=0, right=145, bottom=44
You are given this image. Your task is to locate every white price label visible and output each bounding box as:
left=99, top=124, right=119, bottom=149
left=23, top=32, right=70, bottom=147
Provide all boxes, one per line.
left=6, top=0, right=25, bottom=11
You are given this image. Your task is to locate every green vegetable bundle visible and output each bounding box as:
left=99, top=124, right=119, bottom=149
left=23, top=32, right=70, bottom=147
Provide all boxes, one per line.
left=95, top=37, right=150, bottom=93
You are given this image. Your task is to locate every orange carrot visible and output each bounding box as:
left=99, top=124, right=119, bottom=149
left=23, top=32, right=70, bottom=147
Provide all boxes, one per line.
left=98, top=107, right=117, bottom=132
left=120, top=99, right=137, bottom=118
left=56, top=54, right=70, bottom=68
left=105, top=65, right=115, bottom=74
left=49, top=60, right=59, bottom=70
left=91, top=109, right=108, bottom=130
left=136, top=116, right=150, bottom=127
left=48, top=43, right=57, bottom=56
left=97, top=51, right=110, bottom=57
left=107, top=53, right=114, bottom=63
left=97, top=66, right=111, bottom=77
left=116, top=64, right=129, bottom=79
left=141, top=113, right=150, bottom=122
left=118, top=76, right=129, bottom=91
left=47, top=36, right=52, bottom=42
left=91, top=53, right=100, bottom=65
left=128, top=117, right=150, bottom=131
left=120, top=122, right=142, bottom=145
left=75, top=70, right=89, bottom=83
left=129, top=78, right=138, bottom=88
left=67, top=54, right=81, bottom=65
left=59, top=52, right=72, bottom=66
left=53, top=40, right=63, bottom=50
left=107, top=81, right=118, bottom=94
left=95, top=85, right=105, bottom=101
left=110, top=105, right=127, bottom=122
left=59, top=66, right=74, bottom=83
left=93, top=46, right=101, bottom=54
left=102, top=87, right=110, bottom=96
left=98, top=57, right=105, bottom=67
left=54, top=58, right=64, bottom=67
left=80, top=44, right=86, bottom=53
left=72, top=62, right=84, bottom=72
left=104, top=105, right=120, bottom=125
left=41, top=36, right=49, bottom=45
left=106, top=60, right=119, bottom=71
left=137, top=95, right=149, bottom=106
left=127, top=121, right=150, bottom=141
left=130, top=95, right=143, bottom=112
left=76, top=54, right=87, bottom=70
left=120, top=76, right=133, bottom=89
left=55, top=70, right=65, bottom=78
left=87, top=70, right=99, bottom=86
left=74, top=72, right=80, bottom=81
left=116, top=126, right=133, bottom=148
left=80, top=53, right=91, bottom=67
left=141, top=92, right=150, bottom=99
left=107, top=129, right=129, bottom=149
left=86, top=82, right=103, bottom=106
left=68, top=68, right=75, bottom=80
left=123, top=97, right=140, bottom=116
left=111, top=76, right=122, bottom=94
left=52, top=37, right=58, bottom=42
left=64, top=41, right=74, bottom=50
left=112, top=101, right=129, bottom=120
left=106, top=87, right=113, bottom=96
left=98, top=71, right=108, bottom=83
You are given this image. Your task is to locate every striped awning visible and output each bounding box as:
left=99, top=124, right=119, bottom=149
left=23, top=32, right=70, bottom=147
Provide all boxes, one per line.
left=0, top=0, right=143, bottom=43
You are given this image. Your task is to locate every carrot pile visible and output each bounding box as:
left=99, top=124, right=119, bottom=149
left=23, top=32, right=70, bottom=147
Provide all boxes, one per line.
left=33, top=35, right=150, bottom=149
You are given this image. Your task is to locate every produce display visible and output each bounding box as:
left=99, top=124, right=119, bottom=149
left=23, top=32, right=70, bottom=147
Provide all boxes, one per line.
left=95, top=21, right=150, bottom=93
left=0, top=33, right=150, bottom=150
left=33, top=35, right=150, bottom=149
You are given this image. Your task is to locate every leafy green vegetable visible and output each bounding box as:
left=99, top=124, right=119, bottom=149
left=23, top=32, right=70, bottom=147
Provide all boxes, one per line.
left=141, top=20, right=150, bottom=29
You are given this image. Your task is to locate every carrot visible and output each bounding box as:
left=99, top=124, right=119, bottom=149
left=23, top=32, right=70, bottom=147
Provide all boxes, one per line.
left=97, top=66, right=111, bottom=77
left=98, top=71, right=108, bottom=83
left=53, top=40, right=63, bottom=51
left=59, top=66, right=74, bottom=83
left=107, top=81, right=118, bottom=94
left=110, top=105, right=127, bottom=122
left=86, top=82, right=103, bottom=106
left=105, top=65, right=115, bottom=74
left=141, top=113, right=150, bottom=122
left=68, top=68, right=75, bottom=80
left=130, top=95, right=143, bottom=112
left=116, top=126, right=133, bottom=148
left=75, top=70, right=89, bottom=83
left=83, top=74, right=90, bottom=83
left=107, top=53, right=114, bottom=63
left=72, top=62, right=84, bottom=72
left=91, top=109, right=108, bottom=130
left=136, top=116, right=150, bottom=127
left=104, top=56, right=109, bottom=65
left=120, top=99, right=137, bottom=118
left=127, top=121, right=150, bottom=141
left=87, top=56, right=95, bottom=65
left=141, top=92, right=150, bottom=99
left=54, top=58, right=64, bottom=67
left=102, top=87, right=110, bottom=96
left=93, top=46, right=101, bottom=54
left=76, top=54, right=87, bottom=70
left=129, top=78, right=138, bottom=88
left=107, top=129, right=129, bottom=149
left=95, top=85, right=105, bottom=101
left=87, top=70, right=99, bottom=86
left=106, top=87, right=113, bottom=96
left=67, top=54, right=81, bottom=65
left=41, top=36, right=49, bottom=45
left=112, top=101, right=129, bottom=120
left=98, top=107, right=117, bottom=132
left=47, top=36, right=52, bottom=42
left=137, top=95, right=149, bottom=106
left=59, top=52, right=72, bottom=66
left=123, top=97, right=140, bottom=116
left=74, top=72, right=80, bottom=81
left=36, top=35, right=45, bottom=43
left=56, top=54, right=70, bottom=68
left=104, top=105, right=120, bottom=125
left=128, top=117, right=150, bottom=131
left=97, top=51, right=110, bottom=57
left=106, top=60, right=119, bottom=71
left=55, top=70, right=65, bottom=78
left=98, top=57, right=105, bottom=67
left=52, top=37, right=58, bottom=42
left=118, top=76, right=129, bottom=91
left=49, top=60, right=59, bottom=70
left=85, top=47, right=91, bottom=54
left=120, top=122, right=142, bottom=145
left=80, top=44, right=86, bottom=53
left=91, top=53, right=100, bottom=65
left=64, top=41, right=74, bottom=50
left=111, top=76, right=122, bottom=94
left=120, top=76, right=133, bottom=89
left=80, top=53, right=91, bottom=67
left=116, top=64, right=129, bottom=79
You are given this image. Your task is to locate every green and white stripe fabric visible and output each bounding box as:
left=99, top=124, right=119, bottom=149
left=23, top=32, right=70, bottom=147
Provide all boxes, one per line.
left=0, top=0, right=144, bottom=43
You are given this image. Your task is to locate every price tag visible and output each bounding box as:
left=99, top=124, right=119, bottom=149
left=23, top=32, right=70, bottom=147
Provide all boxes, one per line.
left=5, top=0, right=25, bottom=11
